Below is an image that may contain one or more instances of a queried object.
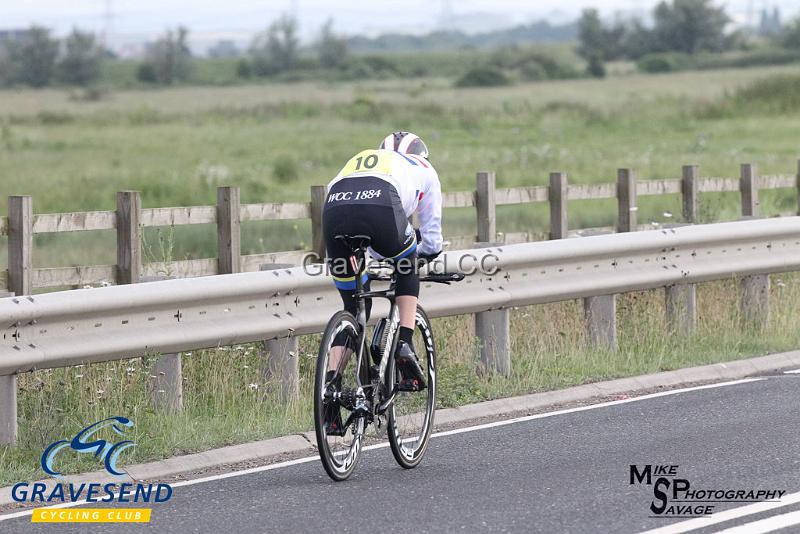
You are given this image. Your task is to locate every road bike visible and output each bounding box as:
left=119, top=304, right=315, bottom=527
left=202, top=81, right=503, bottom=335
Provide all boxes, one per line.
left=313, top=234, right=463, bottom=481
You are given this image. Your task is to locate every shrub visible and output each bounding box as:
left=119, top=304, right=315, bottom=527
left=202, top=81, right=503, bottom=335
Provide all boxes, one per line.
left=637, top=52, right=691, bottom=73
left=136, top=63, right=157, bottom=83
left=586, top=55, right=606, bottom=78
left=58, top=30, right=103, bottom=86
left=235, top=59, right=251, bottom=78
left=518, top=59, right=547, bottom=81
left=696, top=74, right=800, bottom=119
left=455, top=66, right=510, bottom=88
left=272, top=155, right=299, bottom=183
left=731, top=74, right=800, bottom=114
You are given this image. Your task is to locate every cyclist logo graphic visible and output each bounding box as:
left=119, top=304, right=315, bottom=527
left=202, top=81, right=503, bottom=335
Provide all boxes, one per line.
left=41, top=416, right=135, bottom=477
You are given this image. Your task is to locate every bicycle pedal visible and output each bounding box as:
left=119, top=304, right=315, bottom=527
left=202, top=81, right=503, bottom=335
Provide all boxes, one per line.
left=398, top=378, right=426, bottom=392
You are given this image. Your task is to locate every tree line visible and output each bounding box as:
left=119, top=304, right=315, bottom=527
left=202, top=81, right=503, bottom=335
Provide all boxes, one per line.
left=0, top=27, right=104, bottom=87
left=4, top=1, right=800, bottom=89
left=577, top=0, right=800, bottom=77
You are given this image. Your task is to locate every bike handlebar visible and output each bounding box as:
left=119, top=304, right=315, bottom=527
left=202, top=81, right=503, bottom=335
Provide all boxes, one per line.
left=366, top=271, right=465, bottom=284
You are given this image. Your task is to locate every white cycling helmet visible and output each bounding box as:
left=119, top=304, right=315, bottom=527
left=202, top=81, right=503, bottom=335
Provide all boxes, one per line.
left=379, top=131, right=429, bottom=159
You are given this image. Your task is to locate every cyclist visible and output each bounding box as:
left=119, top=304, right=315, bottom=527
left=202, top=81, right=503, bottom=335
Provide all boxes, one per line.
left=322, top=132, right=442, bottom=432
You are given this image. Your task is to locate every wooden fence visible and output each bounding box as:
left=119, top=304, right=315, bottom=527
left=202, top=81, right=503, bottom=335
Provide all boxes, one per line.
left=2, top=161, right=799, bottom=296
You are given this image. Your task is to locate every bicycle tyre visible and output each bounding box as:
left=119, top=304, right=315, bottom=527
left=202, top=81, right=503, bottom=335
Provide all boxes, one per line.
left=387, top=305, right=437, bottom=469
left=314, top=310, right=366, bottom=481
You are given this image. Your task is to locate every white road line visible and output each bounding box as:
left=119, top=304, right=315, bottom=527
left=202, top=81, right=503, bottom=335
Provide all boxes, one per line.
left=637, top=491, right=800, bottom=534
left=717, top=509, right=800, bottom=534
left=783, top=369, right=800, bottom=374
left=0, top=377, right=764, bottom=523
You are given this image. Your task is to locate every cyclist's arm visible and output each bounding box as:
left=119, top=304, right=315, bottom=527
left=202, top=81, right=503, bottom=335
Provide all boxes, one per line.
left=417, top=168, right=443, bottom=256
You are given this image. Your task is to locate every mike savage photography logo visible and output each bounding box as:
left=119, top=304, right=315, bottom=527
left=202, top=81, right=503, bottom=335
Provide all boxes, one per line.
left=630, top=464, right=785, bottom=519
left=12, top=416, right=173, bottom=523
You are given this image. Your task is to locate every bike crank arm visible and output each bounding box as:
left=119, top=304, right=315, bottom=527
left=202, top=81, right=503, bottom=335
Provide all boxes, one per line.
left=376, top=386, right=399, bottom=414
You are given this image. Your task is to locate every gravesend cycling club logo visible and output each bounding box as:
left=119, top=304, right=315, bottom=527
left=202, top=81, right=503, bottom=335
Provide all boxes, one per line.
left=630, top=464, right=785, bottom=518
left=12, top=416, right=173, bottom=522
left=41, top=416, right=135, bottom=476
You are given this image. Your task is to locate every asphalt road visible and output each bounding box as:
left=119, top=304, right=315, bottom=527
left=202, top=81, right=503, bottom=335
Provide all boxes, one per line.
left=5, top=373, right=800, bottom=533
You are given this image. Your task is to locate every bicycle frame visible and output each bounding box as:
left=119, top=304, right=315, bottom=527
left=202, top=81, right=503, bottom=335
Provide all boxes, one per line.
left=350, top=247, right=402, bottom=414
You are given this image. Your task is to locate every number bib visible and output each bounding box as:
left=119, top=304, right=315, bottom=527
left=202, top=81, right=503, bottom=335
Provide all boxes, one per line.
left=339, top=150, right=394, bottom=177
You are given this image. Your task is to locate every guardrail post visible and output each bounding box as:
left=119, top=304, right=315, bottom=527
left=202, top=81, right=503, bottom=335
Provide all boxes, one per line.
left=579, top=170, right=631, bottom=352
left=0, top=374, right=16, bottom=445
left=616, top=168, right=636, bottom=232
left=549, top=172, right=568, bottom=240
left=476, top=171, right=496, bottom=243
left=151, top=354, right=183, bottom=413
left=584, top=295, right=616, bottom=350
left=681, top=165, right=698, bottom=223
left=741, top=275, right=770, bottom=330
left=475, top=309, right=511, bottom=376
left=262, top=336, right=300, bottom=401
left=259, top=264, right=300, bottom=399
left=8, top=195, right=33, bottom=296
left=217, top=186, right=241, bottom=274
left=665, top=165, right=699, bottom=336
left=116, top=191, right=142, bottom=285
left=310, top=185, right=327, bottom=261
left=474, top=171, right=508, bottom=375
left=740, top=163, right=759, bottom=218
left=140, top=275, right=184, bottom=413
left=665, top=283, right=696, bottom=336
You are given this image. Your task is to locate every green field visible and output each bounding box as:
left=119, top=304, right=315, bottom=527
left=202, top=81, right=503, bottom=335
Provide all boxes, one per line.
left=2, top=64, right=800, bottom=484
left=2, top=64, right=800, bottom=270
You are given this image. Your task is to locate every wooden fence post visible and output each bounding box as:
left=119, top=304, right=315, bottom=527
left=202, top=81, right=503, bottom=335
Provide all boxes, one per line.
left=8, top=196, right=32, bottom=297
left=116, top=191, right=141, bottom=285
left=681, top=164, right=699, bottom=223
left=616, top=168, right=636, bottom=232
left=476, top=171, right=496, bottom=243
left=549, top=172, right=568, bottom=240
left=666, top=164, right=699, bottom=337
left=4, top=195, right=31, bottom=446
left=310, top=185, right=327, bottom=261
left=473, top=171, right=508, bottom=375
left=740, top=163, right=759, bottom=217
left=217, top=186, right=241, bottom=274
left=739, top=163, right=769, bottom=328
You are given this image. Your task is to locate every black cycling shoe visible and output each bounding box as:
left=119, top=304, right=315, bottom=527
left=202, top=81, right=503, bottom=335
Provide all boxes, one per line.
left=394, top=341, right=426, bottom=391
left=323, top=371, right=346, bottom=436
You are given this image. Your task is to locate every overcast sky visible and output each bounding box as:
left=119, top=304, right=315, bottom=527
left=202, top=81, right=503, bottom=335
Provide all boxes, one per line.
left=2, top=0, right=797, bottom=53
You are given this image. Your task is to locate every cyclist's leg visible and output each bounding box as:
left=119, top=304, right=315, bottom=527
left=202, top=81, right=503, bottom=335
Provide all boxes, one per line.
left=373, top=224, right=426, bottom=386
left=322, top=201, right=374, bottom=375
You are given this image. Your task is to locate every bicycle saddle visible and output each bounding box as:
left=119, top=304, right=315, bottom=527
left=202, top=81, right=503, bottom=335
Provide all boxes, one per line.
left=334, top=234, right=372, bottom=252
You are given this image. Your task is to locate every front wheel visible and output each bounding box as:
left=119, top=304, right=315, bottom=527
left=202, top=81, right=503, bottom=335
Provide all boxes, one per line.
left=387, top=305, right=437, bottom=469
left=314, top=310, right=367, bottom=481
